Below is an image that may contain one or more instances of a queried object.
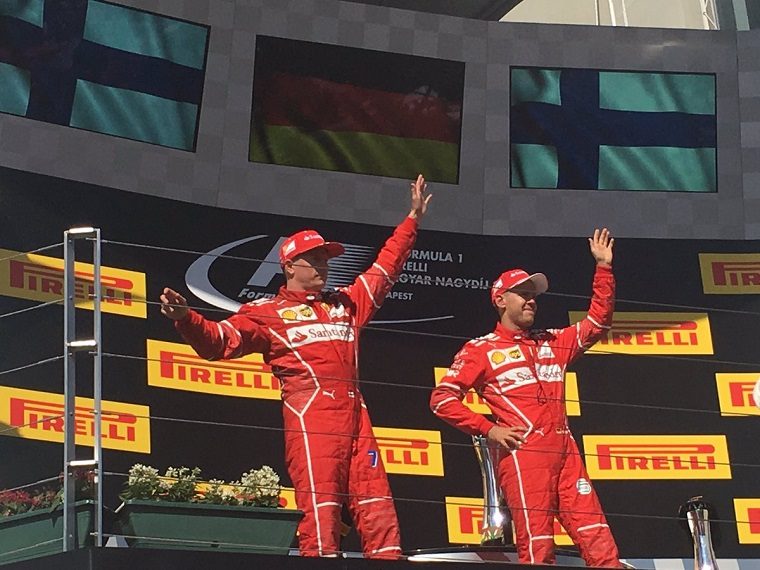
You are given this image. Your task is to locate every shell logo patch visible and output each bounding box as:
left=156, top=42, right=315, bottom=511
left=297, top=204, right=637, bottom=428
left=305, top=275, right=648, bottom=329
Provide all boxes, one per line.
left=278, top=305, right=318, bottom=322
left=487, top=346, right=525, bottom=369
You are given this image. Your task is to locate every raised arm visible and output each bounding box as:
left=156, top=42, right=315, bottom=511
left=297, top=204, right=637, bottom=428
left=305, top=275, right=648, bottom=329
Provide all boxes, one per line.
left=345, top=175, right=432, bottom=326
left=552, top=228, right=616, bottom=364
left=161, top=287, right=271, bottom=361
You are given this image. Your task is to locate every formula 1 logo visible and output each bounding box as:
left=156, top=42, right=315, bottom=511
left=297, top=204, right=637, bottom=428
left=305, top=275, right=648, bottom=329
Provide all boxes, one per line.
left=184, top=234, right=453, bottom=324
left=184, top=235, right=374, bottom=312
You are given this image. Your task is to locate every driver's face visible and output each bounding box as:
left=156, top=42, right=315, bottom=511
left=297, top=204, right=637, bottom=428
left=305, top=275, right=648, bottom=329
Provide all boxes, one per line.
left=287, top=247, right=330, bottom=291
left=496, top=280, right=538, bottom=330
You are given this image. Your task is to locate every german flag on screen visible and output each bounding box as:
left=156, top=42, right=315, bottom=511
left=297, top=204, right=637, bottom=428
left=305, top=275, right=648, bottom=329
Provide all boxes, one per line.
left=250, top=36, right=464, bottom=184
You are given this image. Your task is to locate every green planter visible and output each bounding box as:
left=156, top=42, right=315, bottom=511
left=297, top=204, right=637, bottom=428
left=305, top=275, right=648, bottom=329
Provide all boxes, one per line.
left=0, top=500, right=94, bottom=566
left=117, top=500, right=303, bottom=555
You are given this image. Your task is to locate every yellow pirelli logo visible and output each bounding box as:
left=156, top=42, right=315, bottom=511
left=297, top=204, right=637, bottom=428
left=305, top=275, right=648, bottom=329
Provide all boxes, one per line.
left=0, top=385, right=150, bottom=453
left=278, top=487, right=296, bottom=510
left=433, top=368, right=580, bottom=416
left=583, top=435, right=730, bottom=480
left=715, top=373, right=760, bottom=417
left=193, top=482, right=296, bottom=511
left=734, top=499, right=760, bottom=544
left=0, top=248, right=146, bottom=318
left=445, top=496, right=486, bottom=544
left=699, top=253, right=760, bottom=294
left=373, top=427, right=443, bottom=477
left=565, top=372, right=580, bottom=417
left=444, top=496, right=570, bottom=545
left=568, top=312, right=713, bottom=355
left=147, top=340, right=280, bottom=400
left=553, top=519, right=572, bottom=546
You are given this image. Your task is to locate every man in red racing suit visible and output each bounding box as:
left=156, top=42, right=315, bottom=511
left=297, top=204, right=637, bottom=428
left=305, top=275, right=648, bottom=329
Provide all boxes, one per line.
left=430, top=228, right=623, bottom=567
left=160, top=176, right=432, bottom=558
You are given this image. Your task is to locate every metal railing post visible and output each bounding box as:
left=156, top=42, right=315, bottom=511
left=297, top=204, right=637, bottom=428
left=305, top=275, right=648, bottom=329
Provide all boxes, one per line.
left=62, top=227, right=103, bottom=551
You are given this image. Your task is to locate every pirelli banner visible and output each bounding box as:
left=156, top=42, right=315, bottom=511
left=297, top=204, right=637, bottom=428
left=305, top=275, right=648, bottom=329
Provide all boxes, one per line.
left=1, top=165, right=759, bottom=558
left=0, top=248, right=147, bottom=318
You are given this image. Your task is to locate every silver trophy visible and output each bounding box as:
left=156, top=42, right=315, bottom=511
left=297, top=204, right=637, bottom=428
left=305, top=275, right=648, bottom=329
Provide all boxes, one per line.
left=472, top=435, right=512, bottom=545
left=679, top=496, right=719, bottom=570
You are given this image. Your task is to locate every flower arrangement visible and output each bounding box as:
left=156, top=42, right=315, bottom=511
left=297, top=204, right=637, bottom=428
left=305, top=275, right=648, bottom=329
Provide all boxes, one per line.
left=120, top=464, right=281, bottom=508
left=0, top=489, right=57, bottom=517
left=0, top=471, right=95, bottom=517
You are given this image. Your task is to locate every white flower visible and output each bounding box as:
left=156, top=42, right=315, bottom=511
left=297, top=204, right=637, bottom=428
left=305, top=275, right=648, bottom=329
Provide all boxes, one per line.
left=238, top=466, right=281, bottom=506
left=127, top=464, right=160, bottom=486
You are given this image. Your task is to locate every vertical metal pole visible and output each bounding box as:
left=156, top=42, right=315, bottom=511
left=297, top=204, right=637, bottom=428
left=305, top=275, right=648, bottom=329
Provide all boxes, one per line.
left=93, top=229, right=103, bottom=547
left=62, top=227, right=102, bottom=551
left=63, top=233, right=77, bottom=552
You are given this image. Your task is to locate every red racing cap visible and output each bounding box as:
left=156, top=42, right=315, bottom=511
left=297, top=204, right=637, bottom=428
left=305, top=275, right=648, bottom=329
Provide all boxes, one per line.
left=490, top=268, right=549, bottom=304
left=279, top=230, right=345, bottom=264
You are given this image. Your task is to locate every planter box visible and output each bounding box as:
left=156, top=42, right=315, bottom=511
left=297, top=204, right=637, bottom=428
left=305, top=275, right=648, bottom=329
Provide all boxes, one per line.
left=117, top=500, right=303, bottom=555
left=0, top=500, right=93, bottom=566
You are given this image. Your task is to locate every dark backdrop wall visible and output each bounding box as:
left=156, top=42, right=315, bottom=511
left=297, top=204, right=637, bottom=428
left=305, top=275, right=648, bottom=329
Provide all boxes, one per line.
left=2, top=167, right=759, bottom=559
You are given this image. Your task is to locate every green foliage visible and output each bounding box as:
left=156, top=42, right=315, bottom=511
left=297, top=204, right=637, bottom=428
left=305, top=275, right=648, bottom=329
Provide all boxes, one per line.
left=162, top=467, right=201, bottom=503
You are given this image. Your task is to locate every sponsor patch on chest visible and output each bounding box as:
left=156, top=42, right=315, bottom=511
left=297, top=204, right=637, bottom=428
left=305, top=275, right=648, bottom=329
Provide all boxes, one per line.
left=277, top=304, right=318, bottom=322
left=537, top=342, right=555, bottom=359
left=487, top=346, right=525, bottom=368
left=535, top=363, right=564, bottom=382
left=326, top=303, right=348, bottom=319
left=495, top=366, right=536, bottom=389
left=286, top=323, right=355, bottom=347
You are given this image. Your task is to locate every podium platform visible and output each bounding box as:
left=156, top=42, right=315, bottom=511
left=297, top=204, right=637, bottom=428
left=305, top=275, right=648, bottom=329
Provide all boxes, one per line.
left=406, top=545, right=585, bottom=565
left=1, top=547, right=594, bottom=570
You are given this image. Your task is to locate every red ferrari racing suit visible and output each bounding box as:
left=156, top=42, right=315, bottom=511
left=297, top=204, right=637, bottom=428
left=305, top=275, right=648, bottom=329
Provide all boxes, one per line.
left=430, top=264, right=622, bottom=567
left=175, top=216, right=418, bottom=558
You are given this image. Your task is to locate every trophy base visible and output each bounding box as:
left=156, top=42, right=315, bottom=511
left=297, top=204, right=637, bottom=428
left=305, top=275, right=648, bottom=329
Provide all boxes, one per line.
left=405, top=545, right=587, bottom=566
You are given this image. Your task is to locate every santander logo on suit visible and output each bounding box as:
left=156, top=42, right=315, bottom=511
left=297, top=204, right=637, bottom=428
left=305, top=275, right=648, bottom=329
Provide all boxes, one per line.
left=286, top=323, right=355, bottom=347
